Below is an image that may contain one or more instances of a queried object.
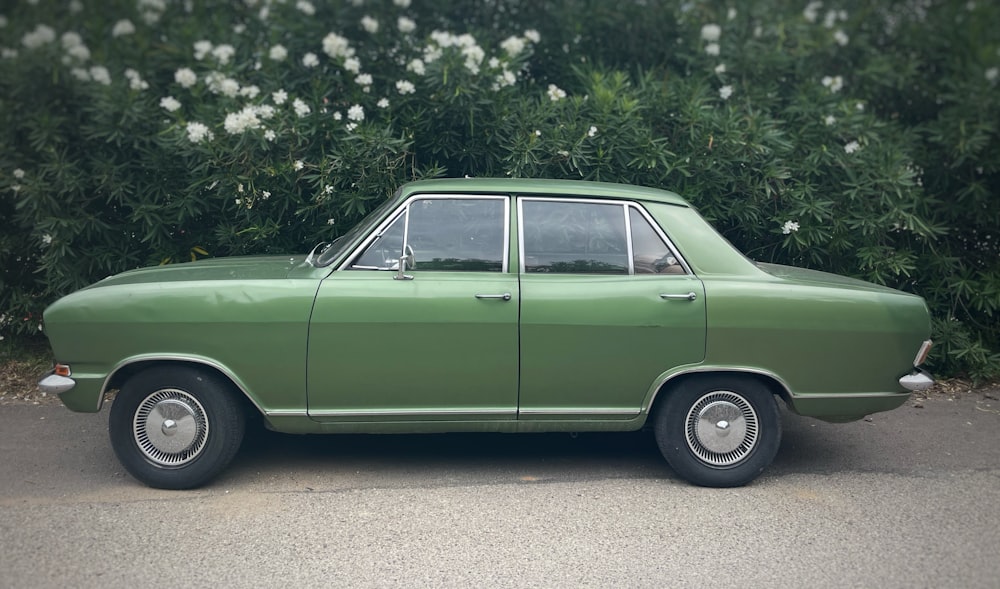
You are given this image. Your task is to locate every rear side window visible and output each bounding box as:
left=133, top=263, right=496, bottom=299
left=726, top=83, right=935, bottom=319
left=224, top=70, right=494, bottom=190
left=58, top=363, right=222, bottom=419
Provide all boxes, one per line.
left=520, top=199, right=686, bottom=275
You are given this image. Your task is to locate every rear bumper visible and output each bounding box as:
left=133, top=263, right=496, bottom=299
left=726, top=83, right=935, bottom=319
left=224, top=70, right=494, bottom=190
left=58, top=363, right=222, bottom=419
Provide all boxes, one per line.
left=899, top=368, right=934, bottom=392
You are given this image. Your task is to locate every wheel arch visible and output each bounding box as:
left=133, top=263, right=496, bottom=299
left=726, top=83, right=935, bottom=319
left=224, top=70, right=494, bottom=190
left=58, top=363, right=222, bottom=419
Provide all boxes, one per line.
left=102, top=355, right=264, bottom=418
left=646, top=367, right=792, bottom=420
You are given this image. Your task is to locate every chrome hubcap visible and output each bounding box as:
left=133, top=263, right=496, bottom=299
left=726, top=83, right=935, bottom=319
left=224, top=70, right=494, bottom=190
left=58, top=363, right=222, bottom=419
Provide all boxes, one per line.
left=134, top=389, right=209, bottom=467
left=685, top=391, right=759, bottom=467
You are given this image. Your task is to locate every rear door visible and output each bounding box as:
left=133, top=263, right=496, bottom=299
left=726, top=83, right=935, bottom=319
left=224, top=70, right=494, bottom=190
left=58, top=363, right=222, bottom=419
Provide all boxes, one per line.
left=516, top=198, right=706, bottom=420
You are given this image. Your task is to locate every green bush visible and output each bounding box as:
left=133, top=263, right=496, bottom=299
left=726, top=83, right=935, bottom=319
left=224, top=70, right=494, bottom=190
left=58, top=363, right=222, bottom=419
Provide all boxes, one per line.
left=1, top=0, right=997, bottom=378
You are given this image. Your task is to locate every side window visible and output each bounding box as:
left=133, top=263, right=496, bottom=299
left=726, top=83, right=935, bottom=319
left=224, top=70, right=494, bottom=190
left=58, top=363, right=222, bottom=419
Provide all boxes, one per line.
left=521, top=201, right=629, bottom=274
left=629, top=207, right=685, bottom=274
left=351, top=197, right=506, bottom=272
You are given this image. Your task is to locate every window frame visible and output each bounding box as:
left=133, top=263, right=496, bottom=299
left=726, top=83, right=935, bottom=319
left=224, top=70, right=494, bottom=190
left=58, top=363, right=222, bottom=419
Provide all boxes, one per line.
left=339, top=193, right=511, bottom=273
left=516, top=197, right=692, bottom=276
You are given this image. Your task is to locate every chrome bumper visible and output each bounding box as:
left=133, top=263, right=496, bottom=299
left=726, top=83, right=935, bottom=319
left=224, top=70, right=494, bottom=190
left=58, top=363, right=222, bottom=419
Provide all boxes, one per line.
left=899, top=369, right=934, bottom=392
left=38, top=373, right=76, bottom=395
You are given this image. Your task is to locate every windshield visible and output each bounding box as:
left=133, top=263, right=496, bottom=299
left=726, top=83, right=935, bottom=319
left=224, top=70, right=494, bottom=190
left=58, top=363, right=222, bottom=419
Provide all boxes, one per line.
left=314, top=196, right=400, bottom=267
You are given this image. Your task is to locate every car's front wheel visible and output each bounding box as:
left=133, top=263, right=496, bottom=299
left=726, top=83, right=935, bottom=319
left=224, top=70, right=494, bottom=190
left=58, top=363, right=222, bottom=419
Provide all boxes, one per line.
left=654, top=375, right=781, bottom=487
left=109, top=366, right=246, bottom=489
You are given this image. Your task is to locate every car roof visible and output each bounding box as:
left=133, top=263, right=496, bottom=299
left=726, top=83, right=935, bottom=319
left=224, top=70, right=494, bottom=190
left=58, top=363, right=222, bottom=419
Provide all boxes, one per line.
left=398, top=178, right=690, bottom=207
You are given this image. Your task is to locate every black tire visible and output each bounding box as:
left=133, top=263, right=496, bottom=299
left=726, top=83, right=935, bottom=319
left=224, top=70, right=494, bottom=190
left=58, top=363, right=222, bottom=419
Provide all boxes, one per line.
left=653, top=375, right=781, bottom=488
left=109, top=366, right=246, bottom=490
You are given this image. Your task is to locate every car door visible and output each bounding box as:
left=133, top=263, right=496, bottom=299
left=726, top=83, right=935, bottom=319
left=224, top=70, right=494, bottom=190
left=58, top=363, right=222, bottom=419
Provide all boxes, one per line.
left=306, top=195, right=518, bottom=422
left=517, top=197, right=707, bottom=420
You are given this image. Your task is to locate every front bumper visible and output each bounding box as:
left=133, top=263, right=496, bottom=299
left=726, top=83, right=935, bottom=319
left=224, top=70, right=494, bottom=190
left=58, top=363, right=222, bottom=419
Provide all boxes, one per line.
left=899, top=368, right=934, bottom=392
left=38, top=373, right=76, bottom=395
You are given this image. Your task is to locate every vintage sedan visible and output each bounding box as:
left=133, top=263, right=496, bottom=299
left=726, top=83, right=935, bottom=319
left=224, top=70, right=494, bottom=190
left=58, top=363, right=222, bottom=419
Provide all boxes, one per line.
left=38, top=178, right=934, bottom=489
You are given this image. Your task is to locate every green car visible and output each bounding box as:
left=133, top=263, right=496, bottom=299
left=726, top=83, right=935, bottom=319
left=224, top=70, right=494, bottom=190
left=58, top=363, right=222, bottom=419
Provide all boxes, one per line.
left=38, top=179, right=934, bottom=489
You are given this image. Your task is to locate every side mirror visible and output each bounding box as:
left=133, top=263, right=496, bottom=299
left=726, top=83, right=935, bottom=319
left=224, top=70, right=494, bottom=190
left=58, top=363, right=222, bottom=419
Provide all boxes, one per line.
left=394, top=244, right=415, bottom=281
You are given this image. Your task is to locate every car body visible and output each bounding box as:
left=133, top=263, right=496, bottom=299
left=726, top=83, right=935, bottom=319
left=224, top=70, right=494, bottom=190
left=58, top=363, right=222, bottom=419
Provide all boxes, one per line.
left=39, top=178, right=934, bottom=489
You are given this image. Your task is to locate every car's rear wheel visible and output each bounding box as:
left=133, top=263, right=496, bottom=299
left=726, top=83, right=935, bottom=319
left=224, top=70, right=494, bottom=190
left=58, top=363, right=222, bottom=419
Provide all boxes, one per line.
left=653, top=375, right=781, bottom=487
left=109, top=366, right=245, bottom=489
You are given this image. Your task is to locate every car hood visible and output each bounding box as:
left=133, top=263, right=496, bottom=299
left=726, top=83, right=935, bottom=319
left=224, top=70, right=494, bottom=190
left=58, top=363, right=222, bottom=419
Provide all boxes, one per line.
left=83, top=255, right=311, bottom=289
left=756, top=262, right=909, bottom=294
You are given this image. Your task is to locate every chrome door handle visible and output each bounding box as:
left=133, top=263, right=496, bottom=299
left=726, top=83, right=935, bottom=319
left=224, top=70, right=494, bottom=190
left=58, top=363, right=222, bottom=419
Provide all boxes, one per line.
left=475, top=293, right=512, bottom=301
left=660, top=292, right=697, bottom=301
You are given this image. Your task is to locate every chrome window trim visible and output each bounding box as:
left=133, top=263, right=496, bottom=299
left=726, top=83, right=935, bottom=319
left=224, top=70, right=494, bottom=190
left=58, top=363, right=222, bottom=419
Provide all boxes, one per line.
left=517, top=408, right=641, bottom=416
left=338, top=194, right=511, bottom=273
left=516, top=196, right=693, bottom=276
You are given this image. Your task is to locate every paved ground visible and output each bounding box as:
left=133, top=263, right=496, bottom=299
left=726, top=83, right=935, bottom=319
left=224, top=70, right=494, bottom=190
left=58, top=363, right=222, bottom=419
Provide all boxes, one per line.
left=1, top=393, right=999, bottom=588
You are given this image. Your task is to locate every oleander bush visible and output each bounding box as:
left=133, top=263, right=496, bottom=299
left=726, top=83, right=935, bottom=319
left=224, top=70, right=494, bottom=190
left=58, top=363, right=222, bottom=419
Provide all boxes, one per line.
left=0, top=0, right=998, bottom=377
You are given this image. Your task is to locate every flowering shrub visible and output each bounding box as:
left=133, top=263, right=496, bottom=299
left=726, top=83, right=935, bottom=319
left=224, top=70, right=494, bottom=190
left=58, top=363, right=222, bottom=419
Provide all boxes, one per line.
left=0, top=0, right=998, bottom=377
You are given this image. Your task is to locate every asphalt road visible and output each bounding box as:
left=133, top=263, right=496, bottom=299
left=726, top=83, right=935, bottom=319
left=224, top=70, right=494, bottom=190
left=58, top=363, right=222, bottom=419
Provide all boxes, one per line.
left=2, top=394, right=999, bottom=588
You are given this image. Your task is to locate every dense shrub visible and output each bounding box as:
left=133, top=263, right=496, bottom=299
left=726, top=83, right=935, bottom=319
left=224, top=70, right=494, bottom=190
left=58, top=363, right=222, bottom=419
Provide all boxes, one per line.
left=1, top=0, right=997, bottom=377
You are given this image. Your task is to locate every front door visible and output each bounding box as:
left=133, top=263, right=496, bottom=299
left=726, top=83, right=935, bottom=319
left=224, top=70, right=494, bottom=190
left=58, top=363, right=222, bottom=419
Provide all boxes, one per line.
left=306, top=195, right=518, bottom=422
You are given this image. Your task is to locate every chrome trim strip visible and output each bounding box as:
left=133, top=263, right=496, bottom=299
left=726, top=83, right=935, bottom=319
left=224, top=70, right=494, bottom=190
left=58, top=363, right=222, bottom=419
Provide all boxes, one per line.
left=263, top=410, right=309, bottom=417
left=307, top=408, right=516, bottom=418
left=623, top=202, right=635, bottom=275
left=517, top=408, right=641, bottom=416
left=38, top=374, right=76, bottom=395
left=100, top=354, right=268, bottom=415
left=645, top=366, right=795, bottom=413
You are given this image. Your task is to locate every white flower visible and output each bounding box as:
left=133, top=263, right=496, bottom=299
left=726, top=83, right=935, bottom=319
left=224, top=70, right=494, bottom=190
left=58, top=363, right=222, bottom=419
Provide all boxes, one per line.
left=211, top=44, right=236, bottom=65
left=524, top=29, right=540, bottom=43
left=13, top=168, right=25, bottom=179
left=588, top=126, right=598, bottom=138
left=714, top=63, right=727, bottom=74
left=175, top=67, right=197, bottom=88
left=719, top=85, right=733, bottom=99
left=377, top=97, right=390, bottom=108
left=193, top=40, right=213, bottom=60
left=219, top=78, right=240, bottom=97
left=269, top=44, right=288, bottom=61
left=224, top=106, right=263, bottom=134
left=705, top=43, right=720, bottom=56
left=293, top=98, right=311, bottom=117
left=727, top=8, right=737, bottom=20
left=186, top=121, right=213, bottom=143
left=501, top=35, right=526, bottom=57
left=781, top=220, right=800, bottom=235
left=240, top=85, right=260, bottom=99
left=494, top=69, right=517, bottom=89
left=824, top=114, right=836, bottom=126
left=803, top=1, right=822, bottom=23
left=272, top=89, right=288, bottom=104
left=264, top=129, right=276, bottom=142
left=327, top=218, right=336, bottom=225
left=333, top=111, right=343, bottom=120
left=70, top=67, right=90, bottom=81
left=111, top=19, right=136, bottom=38
left=398, top=16, right=416, bottom=33
left=547, top=84, right=567, bottom=101
left=856, top=101, right=865, bottom=111
left=986, top=67, right=999, bottom=83
left=296, top=1, right=315, bottom=15
left=322, top=32, right=354, bottom=59
left=821, top=75, right=844, bottom=93
left=345, top=122, right=358, bottom=132
left=844, top=140, right=860, bottom=154
left=347, top=104, right=365, bottom=121
left=355, top=73, right=373, bottom=87
left=69, top=0, right=84, bottom=13
left=344, top=57, right=361, bottom=73
left=294, top=160, right=305, bottom=171
left=302, top=52, right=319, bottom=67
left=61, top=32, right=83, bottom=49
left=394, top=0, right=411, bottom=6
left=823, top=10, right=838, bottom=29
left=463, top=44, right=485, bottom=74
left=66, top=44, right=90, bottom=62
left=21, top=24, right=56, bottom=49
left=125, top=69, right=149, bottom=90
left=89, top=65, right=111, bottom=85
left=833, top=30, right=849, bottom=46
left=233, top=24, right=246, bottom=35
left=534, top=129, right=541, bottom=137
left=0, top=15, right=7, bottom=28
left=324, top=185, right=334, bottom=194
left=42, top=234, right=53, bottom=245
left=407, top=58, right=425, bottom=75
left=261, top=190, right=271, bottom=199
left=701, top=24, right=721, bottom=42
left=396, top=80, right=416, bottom=95
left=256, top=105, right=276, bottom=120
left=361, top=15, right=379, bottom=34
